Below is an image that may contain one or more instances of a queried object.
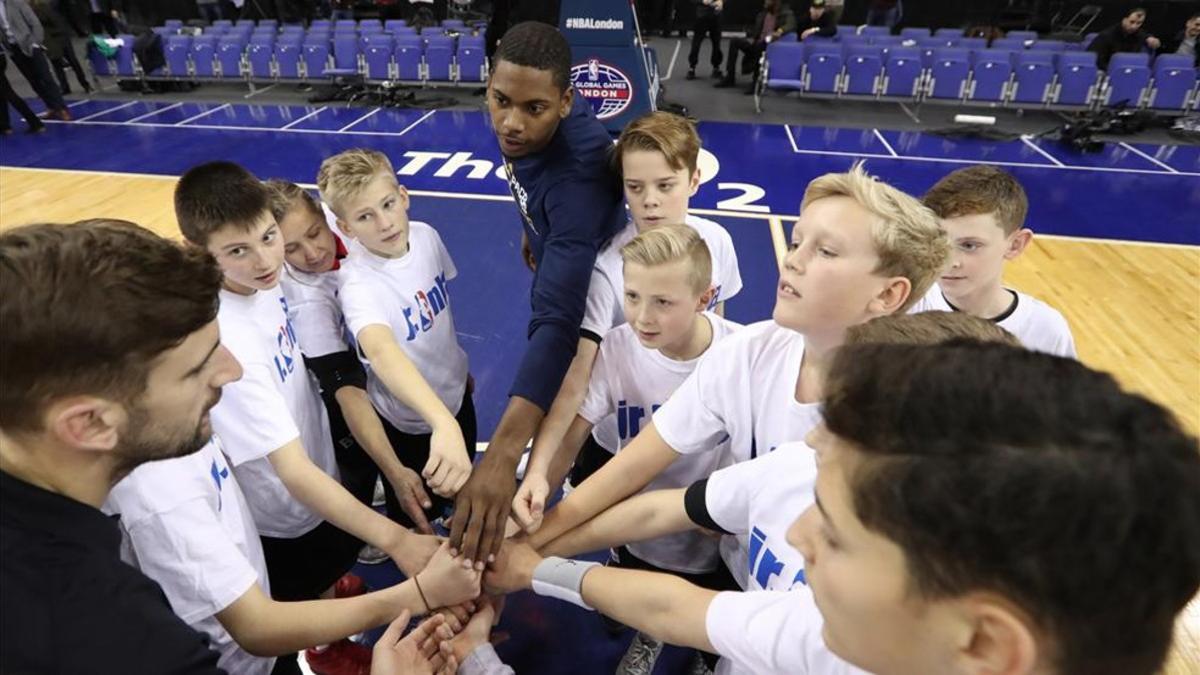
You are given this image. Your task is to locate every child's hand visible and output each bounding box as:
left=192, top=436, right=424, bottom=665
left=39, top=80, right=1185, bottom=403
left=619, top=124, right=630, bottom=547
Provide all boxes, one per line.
left=511, top=474, right=549, bottom=533
left=371, top=610, right=457, bottom=675
left=388, top=466, right=435, bottom=534
left=390, top=532, right=441, bottom=578
left=417, top=541, right=482, bottom=610
left=424, top=422, right=471, bottom=498
left=450, top=596, right=499, bottom=664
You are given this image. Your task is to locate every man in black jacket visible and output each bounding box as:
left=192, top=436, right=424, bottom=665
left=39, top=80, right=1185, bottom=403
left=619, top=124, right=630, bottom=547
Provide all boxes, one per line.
left=796, top=0, right=837, bottom=41
left=1087, top=6, right=1161, bottom=70
left=714, top=0, right=795, bottom=93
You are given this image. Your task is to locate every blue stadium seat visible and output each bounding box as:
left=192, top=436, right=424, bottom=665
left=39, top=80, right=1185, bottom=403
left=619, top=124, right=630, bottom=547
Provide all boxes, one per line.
left=1103, top=52, right=1151, bottom=108
left=310, top=19, right=331, bottom=30
left=425, top=44, right=453, bottom=81
left=967, top=49, right=1012, bottom=102
left=1007, top=30, right=1037, bottom=41
left=859, top=25, right=890, bottom=38
left=205, top=24, right=227, bottom=37
left=114, top=33, right=137, bottom=76
left=1148, top=54, right=1197, bottom=110
left=1062, top=41, right=1084, bottom=51
left=805, top=46, right=843, bottom=94
left=424, top=33, right=455, bottom=52
left=332, top=31, right=360, bottom=72
left=364, top=34, right=393, bottom=80
left=928, top=47, right=970, bottom=100
left=442, top=19, right=466, bottom=30
left=990, top=37, right=1026, bottom=51
left=843, top=44, right=883, bottom=96
left=459, top=34, right=485, bottom=50
left=764, top=42, right=805, bottom=90
left=872, top=35, right=902, bottom=49
left=280, top=24, right=304, bottom=35
left=212, top=19, right=233, bottom=29
left=384, top=19, right=408, bottom=32
left=191, top=35, right=218, bottom=77
left=395, top=44, right=422, bottom=80
left=1033, top=39, right=1065, bottom=51
left=775, top=32, right=797, bottom=42
left=87, top=41, right=115, bottom=76
left=165, top=34, right=192, bottom=77
left=1009, top=51, right=1054, bottom=105
left=958, top=37, right=987, bottom=51
left=457, top=45, right=487, bottom=82
left=934, top=27, right=964, bottom=38
left=164, top=19, right=183, bottom=30
left=258, top=19, right=278, bottom=29
left=1053, top=51, right=1099, bottom=106
left=303, top=41, right=330, bottom=79
left=358, top=19, right=383, bottom=32
left=839, top=34, right=871, bottom=51
left=235, top=19, right=254, bottom=28
left=276, top=36, right=305, bottom=79
left=217, top=35, right=246, bottom=78
left=899, top=27, right=931, bottom=40
left=248, top=39, right=275, bottom=79
left=881, top=46, right=922, bottom=98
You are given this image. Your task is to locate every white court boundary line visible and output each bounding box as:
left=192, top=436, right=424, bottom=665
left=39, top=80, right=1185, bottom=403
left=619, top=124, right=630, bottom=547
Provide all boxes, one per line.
left=1118, top=142, right=1179, bottom=174
left=338, top=106, right=381, bottom=132
left=126, top=102, right=183, bottom=123
left=41, top=97, right=1200, bottom=177
left=782, top=123, right=1199, bottom=177
left=175, top=103, right=231, bottom=126
left=4, top=166, right=1196, bottom=251
left=280, top=105, right=328, bottom=130
left=73, top=100, right=138, bottom=122
left=662, top=39, right=682, bottom=81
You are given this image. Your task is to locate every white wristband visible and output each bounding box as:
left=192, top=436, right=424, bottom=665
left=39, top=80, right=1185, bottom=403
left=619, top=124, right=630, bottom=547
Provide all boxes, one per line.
left=531, top=556, right=601, bottom=610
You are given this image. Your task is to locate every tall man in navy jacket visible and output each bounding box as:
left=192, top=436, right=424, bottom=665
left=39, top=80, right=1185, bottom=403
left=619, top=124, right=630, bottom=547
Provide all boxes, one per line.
left=450, top=21, right=626, bottom=566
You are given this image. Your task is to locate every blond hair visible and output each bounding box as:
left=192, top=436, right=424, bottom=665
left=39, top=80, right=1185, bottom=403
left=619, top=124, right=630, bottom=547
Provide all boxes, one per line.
left=922, top=165, right=1029, bottom=235
left=264, top=179, right=323, bottom=224
left=613, top=111, right=700, bottom=177
left=801, top=163, right=949, bottom=312
left=620, top=224, right=712, bottom=294
left=316, top=149, right=397, bottom=217
left=845, top=311, right=1020, bottom=348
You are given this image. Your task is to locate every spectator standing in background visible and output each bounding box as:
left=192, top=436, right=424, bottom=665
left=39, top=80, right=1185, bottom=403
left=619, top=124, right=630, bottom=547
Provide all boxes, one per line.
left=195, top=0, right=223, bottom=23
left=686, top=0, right=722, bottom=80
left=1088, top=6, right=1161, bottom=70
left=1, top=46, right=46, bottom=133
left=795, top=0, right=836, bottom=41
left=714, top=0, right=794, bottom=94
left=29, top=0, right=89, bottom=94
left=865, top=0, right=902, bottom=29
left=1163, top=12, right=1199, bottom=67
left=85, top=0, right=119, bottom=36
left=0, top=0, right=70, bottom=120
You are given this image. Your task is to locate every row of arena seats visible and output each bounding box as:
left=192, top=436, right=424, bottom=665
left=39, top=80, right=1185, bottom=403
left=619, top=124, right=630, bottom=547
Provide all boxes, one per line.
left=86, top=18, right=489, bottom=85
left=759, top=35, right=1198, bottom=112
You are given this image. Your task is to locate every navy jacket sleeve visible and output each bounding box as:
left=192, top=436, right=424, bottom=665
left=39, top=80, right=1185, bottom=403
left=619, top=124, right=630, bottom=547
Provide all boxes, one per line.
left=508, top=179, right=610, bottom=411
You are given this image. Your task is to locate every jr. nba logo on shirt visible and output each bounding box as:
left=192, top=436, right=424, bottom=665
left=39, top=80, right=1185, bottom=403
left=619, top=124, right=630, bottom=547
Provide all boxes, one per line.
left=749, top=526, right=806, bottom=590
left=209, top=459, right=229, bottom=511
left=274, top=297, right=300, bottom=383
left=616, top=400, right=662, bottom=441
left=401, top=272, right=451, bottom=341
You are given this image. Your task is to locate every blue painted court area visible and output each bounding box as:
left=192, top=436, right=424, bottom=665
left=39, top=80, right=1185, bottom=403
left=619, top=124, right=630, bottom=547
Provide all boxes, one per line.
left=3, top=97, right=1198, bottom=674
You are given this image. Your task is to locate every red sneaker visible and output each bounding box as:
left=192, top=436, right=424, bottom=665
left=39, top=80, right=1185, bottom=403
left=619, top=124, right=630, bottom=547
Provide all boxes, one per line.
left=333, top=572, right=366, bottom=598
left=304, top=639, right=372, bottom=675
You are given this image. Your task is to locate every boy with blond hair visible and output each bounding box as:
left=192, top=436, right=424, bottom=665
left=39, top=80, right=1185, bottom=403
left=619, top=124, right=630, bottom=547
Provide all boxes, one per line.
left=528, top=163, right=949, bottom=590
left=268, top=179, right=436, bottom=537
left=912, top=164, right=1076, bottom=357
left=317, top=149, right=475, bottom=532
left=514, top=111, right=743, bottom=530
left=528, top=225, right=743, bottom=670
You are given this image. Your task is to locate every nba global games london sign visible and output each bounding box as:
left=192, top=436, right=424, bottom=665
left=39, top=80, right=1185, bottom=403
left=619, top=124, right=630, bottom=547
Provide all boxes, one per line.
left=571, top=58, right=634, bottom=121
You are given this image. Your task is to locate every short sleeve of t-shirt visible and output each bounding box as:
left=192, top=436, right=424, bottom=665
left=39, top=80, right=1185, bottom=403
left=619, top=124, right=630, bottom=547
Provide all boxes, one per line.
left=652, top=346, right=732, bottom=455
left=338, top=274, right=391, bottom=341
left=688, top=216, right=743, bottom=305
left=580, top=266, right=619, bottom=339
left=429, top=226, right=458, bottom=281
left=210, top=361, right=301, bottom=466
left=693, top=456, right=767, bottom=536
left=707, top=590, right=861, bottom=675
left=286, top=285, right=347, bottom=359
left=122, top=498, right=260, bottom=624
left=577, top=341, right=616, bottom=426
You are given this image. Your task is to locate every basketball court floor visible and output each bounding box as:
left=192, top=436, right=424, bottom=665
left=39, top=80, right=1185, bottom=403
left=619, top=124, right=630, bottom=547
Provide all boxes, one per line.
left=1, top=96, right=1197, bottom=673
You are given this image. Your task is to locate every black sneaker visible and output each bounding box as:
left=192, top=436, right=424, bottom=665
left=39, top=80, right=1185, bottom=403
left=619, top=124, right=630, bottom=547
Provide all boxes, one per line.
left=686, top=68, right=696, bottom=80
left=712, top=69, right=724, bottom=79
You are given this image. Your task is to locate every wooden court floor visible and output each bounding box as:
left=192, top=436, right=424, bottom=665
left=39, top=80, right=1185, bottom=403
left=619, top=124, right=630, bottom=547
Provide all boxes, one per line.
left=1, top=166, right=1197, bottom=673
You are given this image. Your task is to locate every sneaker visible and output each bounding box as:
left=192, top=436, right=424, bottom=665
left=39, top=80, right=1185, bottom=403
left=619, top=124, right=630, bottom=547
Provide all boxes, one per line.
left=371, top=477, right=385, bottom=507
left=305, top=639, right=371, bottom=675
left=712, top=69, right=724, bottom=79
left=686, top=68, right=696, bottom=80
left=615, top=632, right=663, bottom=675
left=356, top=543, right=388, bottom=565
left=334, top=572, right=366, bottom=598
left=54, top=109, right=72, bottom=121
left=28, top=122, right=46, bottom=134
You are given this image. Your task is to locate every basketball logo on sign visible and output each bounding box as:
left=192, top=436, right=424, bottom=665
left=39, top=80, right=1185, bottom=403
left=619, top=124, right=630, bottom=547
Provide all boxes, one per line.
left=571, top=58, right=633, bottom=120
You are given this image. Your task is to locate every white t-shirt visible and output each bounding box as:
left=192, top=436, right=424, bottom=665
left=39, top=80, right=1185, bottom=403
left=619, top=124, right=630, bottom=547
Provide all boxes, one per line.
left=280, top=220, right=351, bottom=360
left=106, top=437, right=274, bottom=675
left=698, top=441, right=817, bottom=591
left=653, top=320, right=824, bottom=586
left=213, top=285, right=339, bottom=538
left=338, top=221, right=468, bottom=434
left=581, top=215, right=744, bottom=337
left=577, top=313, right=742, bottom=573
left=909, top=284, right=1077, bottom=358
left=707, top=588, right=865, bottom=675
